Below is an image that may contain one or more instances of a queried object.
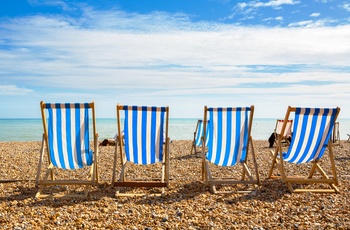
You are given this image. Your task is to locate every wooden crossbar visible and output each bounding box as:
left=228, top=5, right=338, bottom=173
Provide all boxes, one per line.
left=209, top=179, right=259, bottom=185
left=284, top=178, right=336, bottom=183
left=38, top=180, right=95, bottom=186
left=113, top=181, right=167, bottom=188
left=292, top=189, right=338, bottom=193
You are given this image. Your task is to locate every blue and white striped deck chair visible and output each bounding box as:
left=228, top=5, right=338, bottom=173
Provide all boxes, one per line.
left=268, top=106, right=340, bottom=193
left=36, top=101, right=99, bottom=198
left=112, top=105, right=170, bottom=196
left=190, top=119, right=210, bottom=155
left=201, top=106, right=260, bottom=194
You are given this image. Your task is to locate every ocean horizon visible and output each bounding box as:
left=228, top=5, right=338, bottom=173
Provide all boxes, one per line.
left=1, top=118, right=349, bottom=142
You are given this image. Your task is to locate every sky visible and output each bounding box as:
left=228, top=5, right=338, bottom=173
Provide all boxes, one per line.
left=0, top=0, right=350, bottom=119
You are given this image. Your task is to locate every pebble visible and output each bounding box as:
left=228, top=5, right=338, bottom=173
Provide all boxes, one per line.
left=0, top=140, right=349, bottom=229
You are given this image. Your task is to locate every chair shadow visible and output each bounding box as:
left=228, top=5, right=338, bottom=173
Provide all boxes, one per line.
left=0, top=178, right=289, bottom=207
left=0, top=181, right=117, bottom=207
left=0, top=183, right=37, bottom=202
left=175, top=154, right=201, bottom=160
left=135, top=177, right=289, bottom=206
left=220, top=178, right=287, bottom=205
left=335, top=157, right=350, bottom=161
left=135, top=181, right=207, bottom=205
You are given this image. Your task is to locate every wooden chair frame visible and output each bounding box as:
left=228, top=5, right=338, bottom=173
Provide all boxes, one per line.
left=35, top=101, right=99, bottom=198
left=268, top=106, right=340, bottom=193
left=111, top=105, right=170, bottom=197
left=332, top=122, right=340, bottom=146
left=190, top=119, right=201, bottom=155
left=201, top=106, right=260, bottom=194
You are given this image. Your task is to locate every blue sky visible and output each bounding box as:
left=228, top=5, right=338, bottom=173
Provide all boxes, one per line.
left=0, top=0, right=349, bottom=118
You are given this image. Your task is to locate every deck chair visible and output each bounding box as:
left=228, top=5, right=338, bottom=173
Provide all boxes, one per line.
left=332, top=122, right=340, bottom=145
left=190, top=119, right=209, bottom=155
left=274, top=119, right=293, bottom=146
left=112, top=105, right=170, bottom=196
left=36, top=101, right=99, bottom=198
left=201, top=106, right=260, bottom=194
left=268, top=106, right=340, bottom=193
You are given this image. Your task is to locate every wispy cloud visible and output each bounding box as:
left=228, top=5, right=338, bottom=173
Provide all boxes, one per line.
left=28, top=0, right=73, bottom=11
left=0, top=5, right=350, bottom=117
left=230, top=0, right=348, bottom=26
left=342, top=3, right=350, bottom=12
left=230, top=0, right=301, bottom=25
left=287, top=18, right=339, bottom=27
left=237, top=0, right=300, bottom=11
left=310, top=12, right=321, bottom=17
left=251, top=0, right=300, bottom=8
left=0, top=85, right=33, bottom=95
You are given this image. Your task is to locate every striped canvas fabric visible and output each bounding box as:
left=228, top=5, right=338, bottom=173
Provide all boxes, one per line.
left=283, top=108, right=337, bottom=164
left=123, top=106, right=166, bottom=165
left=45, top=103, right=93, bottom=170
left=206, top=107, right=250, bottom=166
left=195, top=120, right=210, bottom=147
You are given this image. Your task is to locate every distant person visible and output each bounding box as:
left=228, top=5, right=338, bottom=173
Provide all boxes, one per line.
left=268, top=132, right=275, bottom=148
left=267, top=132, right=293, bottom=148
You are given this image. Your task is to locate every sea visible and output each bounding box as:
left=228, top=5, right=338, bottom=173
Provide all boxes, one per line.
left=1, top=118, right=350, bottom=142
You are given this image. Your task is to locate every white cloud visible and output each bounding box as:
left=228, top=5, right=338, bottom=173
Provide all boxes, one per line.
left=232, top=0, right=300, bottom=21
left=287, top=18, right=338, bottom=27
left=28, top=0, right=73, bottom=11
left=343, top=3, right=350, bottom=11
left=238, top=0, right=300, bottom=10
left=1, top=8, right=350, bottom=117
left=288, top=20, right=314, bottom=27
left=253, top=0, right=300, bottom=8
left=310, top=12, right=321, bottom=17
left=237, top=2, right=248, bottom=9
left=262, top=16, right=284, bottom=21
left=0, top=85, right=33, bottom=95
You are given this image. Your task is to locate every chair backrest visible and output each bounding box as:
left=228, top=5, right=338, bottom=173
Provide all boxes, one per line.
left=276, top=119, right=293, bottom=137
left=41, top=103, right=95, bottom=170
left=204, top=106, right=253, bottom=166
left=283, top=107, right=339, bottom=164
left=117, top=105, right=169, bottom=165
left=194, top=119, right=210, bottom=147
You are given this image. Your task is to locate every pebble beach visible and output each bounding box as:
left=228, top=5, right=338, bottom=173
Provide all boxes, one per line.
left=0, top=140, right=350, bottom=229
